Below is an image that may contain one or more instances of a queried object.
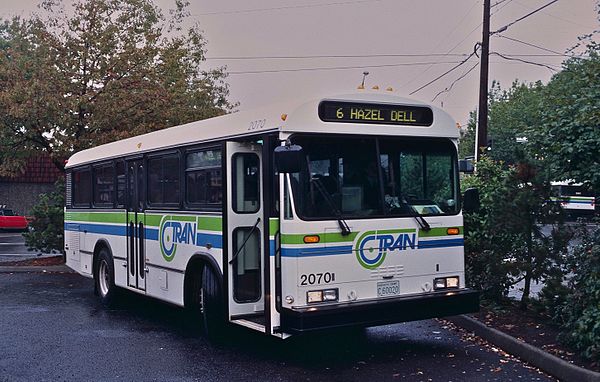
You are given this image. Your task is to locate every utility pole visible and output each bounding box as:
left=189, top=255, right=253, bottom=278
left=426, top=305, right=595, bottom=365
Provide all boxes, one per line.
left=476, top=0, right=491, bottom=161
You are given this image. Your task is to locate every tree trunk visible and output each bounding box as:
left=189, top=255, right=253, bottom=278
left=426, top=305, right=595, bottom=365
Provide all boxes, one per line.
left=520, top=270, right=531, bottom=310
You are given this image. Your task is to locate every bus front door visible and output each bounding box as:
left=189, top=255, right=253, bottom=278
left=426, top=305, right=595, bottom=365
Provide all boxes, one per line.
left=225, top=142, right=266, bottom=329
left=126, top=159, right=146, bottom=291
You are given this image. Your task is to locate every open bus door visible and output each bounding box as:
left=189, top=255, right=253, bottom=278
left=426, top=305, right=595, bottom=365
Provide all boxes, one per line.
left=225, top=141, right=267, bottom=332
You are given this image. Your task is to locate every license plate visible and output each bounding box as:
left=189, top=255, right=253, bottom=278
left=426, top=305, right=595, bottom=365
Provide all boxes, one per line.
left=377, top=280, right=400, bottom=297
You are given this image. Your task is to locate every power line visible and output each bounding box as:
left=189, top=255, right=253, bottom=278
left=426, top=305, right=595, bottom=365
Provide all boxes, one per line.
left=205, top=53, right=470, bottom=61
left=409, top=52, right=478, bottom=95
left=431, top=62, right=480, bottom=102
left=496, top=34, right=568, bottom=56
left=192, top=0, right=385, bottom=16
left=401, top=0, right=481, bottom=89
left=226, top=60, right=465, bottom=75
left=490, top=52, right=559, bottom=72
left=492, top=0, right=560, bottom=34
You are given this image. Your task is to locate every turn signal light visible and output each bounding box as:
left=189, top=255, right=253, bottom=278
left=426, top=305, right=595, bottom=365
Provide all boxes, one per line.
left=303, top=235, right=320, bottom=244
left=447, top=227, right=460, bottom=235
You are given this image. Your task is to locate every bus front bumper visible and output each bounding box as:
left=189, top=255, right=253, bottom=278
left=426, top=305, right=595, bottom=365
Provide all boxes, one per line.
left=280, top=289, right=479, bottom=333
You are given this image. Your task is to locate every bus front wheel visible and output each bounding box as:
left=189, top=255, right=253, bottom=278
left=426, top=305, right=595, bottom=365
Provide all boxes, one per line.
left=94, top=248, right=117, bottom=306
left=201, top=265, right=226, bottom=341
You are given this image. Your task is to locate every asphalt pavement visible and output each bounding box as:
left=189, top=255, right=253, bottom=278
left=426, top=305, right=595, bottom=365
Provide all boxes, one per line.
left=0, top=232, right=56, bottom=263
left=0, top=271, right=554, bottom=382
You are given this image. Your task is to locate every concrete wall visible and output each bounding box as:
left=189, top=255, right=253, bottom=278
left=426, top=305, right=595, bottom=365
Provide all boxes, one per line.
left=0, top=182, right=56, bottom=216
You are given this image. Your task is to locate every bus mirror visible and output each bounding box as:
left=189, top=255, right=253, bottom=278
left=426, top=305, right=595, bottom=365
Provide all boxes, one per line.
left=274, top=145, right=303, bottom=173
left=463, top=187, right=480, bottom=213
left=459, top=159, right=474, bottom=173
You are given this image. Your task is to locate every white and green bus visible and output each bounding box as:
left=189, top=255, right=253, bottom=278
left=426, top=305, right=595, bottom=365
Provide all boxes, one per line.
left=64, top=92, right=479, bottom=339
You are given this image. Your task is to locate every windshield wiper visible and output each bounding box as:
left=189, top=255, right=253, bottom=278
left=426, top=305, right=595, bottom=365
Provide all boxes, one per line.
left=311, top=178, right=351, bottom=236
left=395, top=195, right=431, bottom=232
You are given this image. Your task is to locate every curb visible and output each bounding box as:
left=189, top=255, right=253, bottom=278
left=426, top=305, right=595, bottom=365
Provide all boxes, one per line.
left=447, top=315, right=600, bottom=382
left=0, top=265, right=74, bottom=273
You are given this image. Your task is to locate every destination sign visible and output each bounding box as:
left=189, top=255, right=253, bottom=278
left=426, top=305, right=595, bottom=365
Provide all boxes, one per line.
left=318, top=101, right=433, bottom=126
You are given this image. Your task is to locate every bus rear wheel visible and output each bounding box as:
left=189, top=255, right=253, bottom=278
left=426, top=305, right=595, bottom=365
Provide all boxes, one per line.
left=94, top=248, right=117, bottom=307
left=200, top=266, right=226, bottom=341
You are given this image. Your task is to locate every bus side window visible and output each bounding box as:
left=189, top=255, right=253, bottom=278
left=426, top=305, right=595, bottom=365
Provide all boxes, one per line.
left=73, top=167, right=91, bottom=207
left=93, top=163, right=115, bottom=207
left=116, top=161, right=126, bottom=207
left=185, top=149, right=222, bottom=210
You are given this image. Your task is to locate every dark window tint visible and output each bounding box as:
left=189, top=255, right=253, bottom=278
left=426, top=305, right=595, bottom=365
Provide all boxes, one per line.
left=232, top=227, right=261, bottom=302
left=116, top=161, right=126, bottom=206
left=186, top=150, right=222, bottom=209
left=148, top=154, right=180, bottom=205
left=73, top=168, right=92, bottom=206
left=232, top=153, right=260, bottom=213
left=93, top=164, right=115, bottom=206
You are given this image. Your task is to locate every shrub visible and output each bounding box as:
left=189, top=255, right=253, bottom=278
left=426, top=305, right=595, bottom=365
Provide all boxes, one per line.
left=23, top=179, right=65, bottom=254
left=556, top=227, right=600, bottom=361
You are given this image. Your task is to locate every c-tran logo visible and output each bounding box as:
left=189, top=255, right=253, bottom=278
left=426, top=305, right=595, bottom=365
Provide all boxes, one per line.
left=159, top=216, right=197, bottom=262
left=354, top=229, right=417, bottom=269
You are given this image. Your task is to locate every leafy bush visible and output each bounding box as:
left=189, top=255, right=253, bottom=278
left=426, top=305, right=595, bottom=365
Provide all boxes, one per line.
left=462, top=157, right=570, bottom=307
left=556, top=227, right=600, bottom=361
left=23, top=180, right=64, bottom=254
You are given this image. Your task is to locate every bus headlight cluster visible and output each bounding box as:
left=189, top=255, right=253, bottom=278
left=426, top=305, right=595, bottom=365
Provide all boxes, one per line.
left=307, top=288, right=338, bottom=304
left=433, top=276, right=459, bottom=290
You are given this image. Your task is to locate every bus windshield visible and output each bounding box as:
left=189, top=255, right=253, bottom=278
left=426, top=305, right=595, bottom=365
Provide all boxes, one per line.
left=290, top=135, right=460, bottom=219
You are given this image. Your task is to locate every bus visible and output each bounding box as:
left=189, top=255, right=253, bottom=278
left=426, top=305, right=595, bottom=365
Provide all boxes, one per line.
left=64, top=92, right=479, bottom=339
left=550, top=181, right=596, bottom=218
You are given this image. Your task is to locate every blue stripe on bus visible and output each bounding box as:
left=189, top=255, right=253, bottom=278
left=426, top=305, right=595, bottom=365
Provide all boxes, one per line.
left=64, top=223, right=223, bottom=249
left=418, top=238, right=464, bottom=249
left=64, top=222, right=127, bottom=236
left=281, top=245, right=353, bottom=258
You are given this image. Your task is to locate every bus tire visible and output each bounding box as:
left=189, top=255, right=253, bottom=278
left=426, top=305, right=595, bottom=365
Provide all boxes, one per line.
left=94, top=248, right=117, bottom=307
left=201, top=265, right=226, bottom=341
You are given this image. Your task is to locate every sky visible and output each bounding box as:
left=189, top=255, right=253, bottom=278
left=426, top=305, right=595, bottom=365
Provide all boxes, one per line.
left=2, top=0, right=599, bottom=126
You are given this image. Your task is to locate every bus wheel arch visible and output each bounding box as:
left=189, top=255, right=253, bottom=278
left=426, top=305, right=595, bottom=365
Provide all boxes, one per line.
left=92, top=240, right=117, bottom=306
left=183, top=253, right=225, bottom=339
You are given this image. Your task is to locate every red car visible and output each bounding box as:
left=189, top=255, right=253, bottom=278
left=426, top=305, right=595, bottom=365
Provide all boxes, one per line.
left=0, top=207, right=29, bottom=231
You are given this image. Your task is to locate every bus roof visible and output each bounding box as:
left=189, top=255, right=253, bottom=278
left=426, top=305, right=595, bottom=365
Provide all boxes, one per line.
left=66, top=92, right=458, bottom=168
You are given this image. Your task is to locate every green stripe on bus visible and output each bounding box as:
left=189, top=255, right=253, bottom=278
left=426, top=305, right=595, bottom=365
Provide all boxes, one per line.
left=281, top=231, right=358, bottom=245
left=65, top=211, right=222, bottom=231
left=419, top=226, right=463, bottom=237
left=269, top=218, right=279, bottom=236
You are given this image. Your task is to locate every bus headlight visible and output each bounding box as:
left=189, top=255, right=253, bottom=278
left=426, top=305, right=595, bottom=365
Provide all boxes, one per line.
left=433, top=276, right=460, bottom=290
left=307, top=288, right=338, bottom=304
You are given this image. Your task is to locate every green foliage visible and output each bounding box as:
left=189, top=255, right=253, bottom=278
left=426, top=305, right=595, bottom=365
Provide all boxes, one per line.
left=458, top=110, right=476, bottom=159
left=462, top=157, right=570, bottom=307
left=527, top=46, right=600, bottom=191
left=555, top=227, right=600, bottom=361
left=0, top=0, right=235, bottom=175
left=23, top=180, right=65, bottom=254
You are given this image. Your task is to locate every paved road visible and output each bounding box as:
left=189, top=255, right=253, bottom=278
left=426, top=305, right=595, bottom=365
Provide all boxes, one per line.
left=0, top=271, right=553, bottom=382
left=0, top=232, right=58, bottom=263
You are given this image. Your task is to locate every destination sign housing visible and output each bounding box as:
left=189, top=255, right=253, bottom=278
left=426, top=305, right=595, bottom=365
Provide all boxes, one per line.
left=318, top=101, right=434, bottom=126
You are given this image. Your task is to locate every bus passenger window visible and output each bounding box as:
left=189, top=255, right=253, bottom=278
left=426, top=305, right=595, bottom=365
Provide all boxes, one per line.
left=186, top=149, right=222, bottom=210
left=93, top=164, right=115, bottom=206
left=232, top=153, right=260, bottom=213
left=147, top=154, right=180, bottom=206
left=73, top=168, right=91, bottom=207
left=116, top=161, right=126, bottom=207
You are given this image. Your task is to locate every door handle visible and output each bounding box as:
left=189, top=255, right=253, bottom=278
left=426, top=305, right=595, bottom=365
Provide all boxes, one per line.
left=144, top=267, right=149, bottom=273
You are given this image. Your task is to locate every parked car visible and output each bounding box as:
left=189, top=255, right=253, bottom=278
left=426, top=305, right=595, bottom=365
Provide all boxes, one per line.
left=0, top=206, right=29, bottom=231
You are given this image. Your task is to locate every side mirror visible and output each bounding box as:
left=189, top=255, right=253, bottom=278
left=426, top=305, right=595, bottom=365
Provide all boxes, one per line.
left=274, top=145, right=303, bottom=173
left=459, top=159, right=474, bottom=173
left=463, top=187, right=480, bottom=213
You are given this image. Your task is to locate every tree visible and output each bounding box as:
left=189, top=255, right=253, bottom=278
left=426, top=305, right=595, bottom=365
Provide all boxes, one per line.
left=0, top=0, right=235, bottom=176
left=462, top=157, right=571, bottom=308
left=23, top=179, right=65, bottom=253
left=458, top=81, right=544, bottom=165
left=526, top=44, right=600, bottom=191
